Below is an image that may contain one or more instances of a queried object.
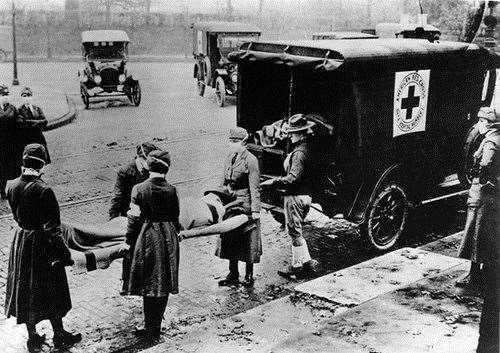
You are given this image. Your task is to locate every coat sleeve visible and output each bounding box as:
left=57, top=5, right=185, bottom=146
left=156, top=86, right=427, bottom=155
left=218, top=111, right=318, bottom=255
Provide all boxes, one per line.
left=35, top=106, right=48, bottom=129
left=41, top=187, right=72, bottom=264
left=125, top=185, right=144, bottom=246
left=247, top=154, right=261, bottom=213
left=273, top=150, right=306, bottom=189
left=109, top=167, right=128, bottom=219
left=479, top=140, right=498, bottom=186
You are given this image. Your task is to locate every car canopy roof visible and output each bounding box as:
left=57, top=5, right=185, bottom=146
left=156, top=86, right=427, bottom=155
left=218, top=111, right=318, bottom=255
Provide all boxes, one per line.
left=229, top=39, right=500, bottom=77
left=192, top=21, right=261, bottom=34
left=313, top=31, right=378, bottom=39
left=81, top=30, right=129, bottom=43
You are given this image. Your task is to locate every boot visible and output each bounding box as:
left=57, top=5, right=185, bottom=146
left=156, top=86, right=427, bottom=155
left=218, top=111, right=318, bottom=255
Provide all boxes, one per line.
left=219, top=259, right=239, bottom=286
left=456, top=262, right=482, bottom=288
left=26, top=333, right=45, bottom=350
left=241, top=263, right=254, bottom=287
left=53, top=331, right=82, bottom=348
left=277, top=265, right=304, bottom=279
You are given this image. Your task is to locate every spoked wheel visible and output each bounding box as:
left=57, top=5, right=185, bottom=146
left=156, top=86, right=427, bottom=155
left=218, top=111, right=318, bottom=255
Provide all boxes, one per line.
left=131, top=82, right=141, bottom=106
left=215, top=76, right=226, bottom=107
left=80, top=87, right=90, bottom=109
left=365, top=183, right=408, bottom=251
left=197, top=73, right=206, bottom=96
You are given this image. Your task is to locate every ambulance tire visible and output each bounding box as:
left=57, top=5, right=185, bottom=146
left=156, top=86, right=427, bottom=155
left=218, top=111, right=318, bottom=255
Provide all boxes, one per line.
left=363, top=183, right=409, bottom=251
left=458, top=125, right=484, bottom=189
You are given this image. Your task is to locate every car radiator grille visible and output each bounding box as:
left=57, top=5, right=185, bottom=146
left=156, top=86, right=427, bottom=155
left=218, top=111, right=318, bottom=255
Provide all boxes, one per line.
left=100, top=68, right=119, bottom=86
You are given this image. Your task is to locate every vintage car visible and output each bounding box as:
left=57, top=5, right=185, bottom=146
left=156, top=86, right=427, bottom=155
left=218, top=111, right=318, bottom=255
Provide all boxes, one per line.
left=312, top=31, right=378, bottom=40
left=78, top=30, right=141, bottom=109
left=191, top=21, right=261, bottom=107
left=229, top=38, right=499, bottom=251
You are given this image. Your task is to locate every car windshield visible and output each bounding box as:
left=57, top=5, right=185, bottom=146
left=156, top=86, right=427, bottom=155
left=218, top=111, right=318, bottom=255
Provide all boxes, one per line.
left=84, top=43, right=126, bottom=61
left=218, top=35, right=257, bottom=55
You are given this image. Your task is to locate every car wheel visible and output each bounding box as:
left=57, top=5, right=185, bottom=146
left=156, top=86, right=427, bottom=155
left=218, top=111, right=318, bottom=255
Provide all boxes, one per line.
left=215, top=76, right=226, bottom=107
left=132, top=82, right=141, bottom=106
left=0, top=50, right=7, bottom=63
left=363, top=183, right=408, bottom=251
left=80, top=87, right=90, bottom=109
left=458, top=125, right=483, bottom=189
left=203, top=56, right=212, bottom=87
left=197, top=70, right=205, bottom=97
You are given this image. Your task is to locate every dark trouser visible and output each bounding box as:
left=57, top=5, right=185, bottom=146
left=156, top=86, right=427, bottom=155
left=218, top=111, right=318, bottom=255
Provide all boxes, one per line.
left=121, top=254, right=132, bottom=293
left=228, top=259, right=253, bottom=279
left=477, top=262, right=499, bottom=353
left=0, top=177, right=7, bottom=197
left=143, top=296, right=168, bottom=332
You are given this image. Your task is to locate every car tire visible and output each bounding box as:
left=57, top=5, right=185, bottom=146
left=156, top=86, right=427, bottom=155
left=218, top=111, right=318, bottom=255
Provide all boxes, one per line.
left=132, top=82, right=141, bottom=106
left=363, top=183, right=408, bottom=251
left=0, top=50, right=7, bottom=63
left=203, top=56, right=212, bottom=87
left=458, top=125, right=483, bottom=189
left=215, top=76, right=226, bottom=107
left=197, top=67, right=205, bottom=97
left=80, top=87, right=90, bottom=109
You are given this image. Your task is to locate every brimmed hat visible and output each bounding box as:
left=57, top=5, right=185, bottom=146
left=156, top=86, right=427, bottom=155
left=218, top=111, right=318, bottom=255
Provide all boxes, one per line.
left=22, top=143, right=48, bottom=167
left=136, top=141, right=159, bottom=158
left=229, top=127, right=249, bottom=141
left=0, top=85, right=9, bottom=96
left=20, top=87, right=33, bottom=97
left=146, top=150, right=171, bottom=173
left=283, top=114, right=315, bottom=133
left=204, top=187, right=234, bottom=205
left=477, top=106, right=500, bottom=123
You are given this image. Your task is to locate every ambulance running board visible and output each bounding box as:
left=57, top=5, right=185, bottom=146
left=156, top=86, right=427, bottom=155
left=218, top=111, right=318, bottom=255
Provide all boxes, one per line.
left=420, top=190, right=468, bottom=205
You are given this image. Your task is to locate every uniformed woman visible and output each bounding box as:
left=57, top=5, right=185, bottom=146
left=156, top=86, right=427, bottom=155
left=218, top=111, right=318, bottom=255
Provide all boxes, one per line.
left=0, top=85, right=22, bottom=198
left=17, top=87, right=51, bottom=163
left=457, top=106, right=500, bottom=287
left=123, top=149, right=180, bottom=339
left=216, top=127, right=262, bottom=287
left=4, top=143, right=81, bottom=349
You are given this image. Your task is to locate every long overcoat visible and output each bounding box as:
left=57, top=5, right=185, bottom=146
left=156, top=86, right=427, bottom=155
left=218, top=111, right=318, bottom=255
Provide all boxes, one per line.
left=17, top=104, right=51, bottom=164
left=0, top=103, right=23, bottom=181
left=458, top=130, right=500, bottom=264
left=124, top=177, right=180, bottom=297
left=216, top=148, right=262, bottom=263
left=4, top=175, right=72, bottom=325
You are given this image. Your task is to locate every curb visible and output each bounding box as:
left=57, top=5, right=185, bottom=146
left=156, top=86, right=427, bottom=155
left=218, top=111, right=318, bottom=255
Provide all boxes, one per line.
left=44, top=95, right=78, bottom=132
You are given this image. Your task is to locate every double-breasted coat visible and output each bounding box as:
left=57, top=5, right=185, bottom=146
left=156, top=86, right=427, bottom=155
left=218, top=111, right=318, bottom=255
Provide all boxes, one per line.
left=4, top=175, right=72, bottom=324
left=216, top=148, right=262, bottom=263
left=17, top=104, right=51, bottom=164
left=0, top=103, right=23, bottom=182
left=458, top=130, right=500, bottom=265
left=124, top=177, right=180, bottom=297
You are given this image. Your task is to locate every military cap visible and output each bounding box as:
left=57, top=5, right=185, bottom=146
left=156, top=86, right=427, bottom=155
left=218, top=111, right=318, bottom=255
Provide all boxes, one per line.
left=136, top=141, right=159, bottom=158
left=20, top=87, right=33, bottom=97
left=147, top=149, right=171, bottom=173
left=477, top=106, right=500, bottom=123
left=0, top=85, right=9, bottom=96
left=229, top=127, right=249, bottom=141
left=283, top=114, right=315, bottom=133
left=22, top=143, right=48, bottom=167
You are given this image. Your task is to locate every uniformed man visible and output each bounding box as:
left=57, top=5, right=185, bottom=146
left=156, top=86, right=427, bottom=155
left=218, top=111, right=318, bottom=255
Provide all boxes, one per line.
left=261, top=114, right=319, bottom=279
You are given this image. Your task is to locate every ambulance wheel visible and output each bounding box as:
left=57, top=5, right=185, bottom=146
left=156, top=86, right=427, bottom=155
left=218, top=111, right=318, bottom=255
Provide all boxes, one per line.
left=215, top=77, right=226, bottom=107
left=196, top=64, right=205, bottom=96
left=364, top=183, right=408, bottom=251
left=131, top=82, right=141, bottom=106
left=458, top=125, right=483, bottom=189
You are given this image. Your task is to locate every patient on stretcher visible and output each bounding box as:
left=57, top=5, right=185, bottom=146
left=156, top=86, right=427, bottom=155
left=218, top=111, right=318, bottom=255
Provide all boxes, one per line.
left=60, top=188, right=252, bottom=271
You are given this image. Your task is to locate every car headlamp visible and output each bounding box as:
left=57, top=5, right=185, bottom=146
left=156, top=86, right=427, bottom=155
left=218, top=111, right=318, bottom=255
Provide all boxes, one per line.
left=231, top=72, right=238, bottom=83
left=119, top=74, right=126, bottom=83
left=94, top=75, right=102, bottom=84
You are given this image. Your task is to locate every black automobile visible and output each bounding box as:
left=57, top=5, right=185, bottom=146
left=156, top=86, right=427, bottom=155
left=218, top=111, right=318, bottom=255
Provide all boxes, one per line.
left=191, top=21, right=261, bottom=107
left=78, top=30, right=141, bottom=109
left=230, top=38, right=499, bottom=251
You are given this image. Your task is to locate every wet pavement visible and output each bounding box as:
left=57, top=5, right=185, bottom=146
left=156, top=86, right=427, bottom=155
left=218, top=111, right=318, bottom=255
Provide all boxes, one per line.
left=0, top=62, right=470, bottom=352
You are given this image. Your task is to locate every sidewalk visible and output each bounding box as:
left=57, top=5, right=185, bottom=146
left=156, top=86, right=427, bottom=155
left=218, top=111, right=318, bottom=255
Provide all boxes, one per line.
left=142, top=235, right=482, bottom=353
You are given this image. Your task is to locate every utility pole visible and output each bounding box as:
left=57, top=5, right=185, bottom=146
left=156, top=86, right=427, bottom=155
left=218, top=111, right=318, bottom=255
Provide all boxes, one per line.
left=11, top=1, right=19, bottom=86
